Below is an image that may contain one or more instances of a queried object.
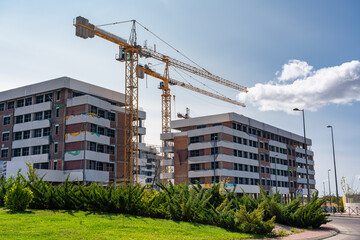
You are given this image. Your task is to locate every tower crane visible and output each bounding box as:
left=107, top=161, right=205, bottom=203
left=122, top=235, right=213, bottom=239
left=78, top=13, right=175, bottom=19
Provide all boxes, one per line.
left=73, top=16, right=247, bottom=184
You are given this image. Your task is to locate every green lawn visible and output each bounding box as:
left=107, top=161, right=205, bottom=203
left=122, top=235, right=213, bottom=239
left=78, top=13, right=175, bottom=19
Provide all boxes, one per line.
left=0, top=209, right=263, bottom=240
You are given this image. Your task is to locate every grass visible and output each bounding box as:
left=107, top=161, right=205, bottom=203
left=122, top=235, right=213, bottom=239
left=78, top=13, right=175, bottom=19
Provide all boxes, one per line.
left=0, top=209, right=263, bottom=240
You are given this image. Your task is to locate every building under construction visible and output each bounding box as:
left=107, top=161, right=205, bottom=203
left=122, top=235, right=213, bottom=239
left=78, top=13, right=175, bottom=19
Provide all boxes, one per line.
left=0, top=77, right=159, bottom=184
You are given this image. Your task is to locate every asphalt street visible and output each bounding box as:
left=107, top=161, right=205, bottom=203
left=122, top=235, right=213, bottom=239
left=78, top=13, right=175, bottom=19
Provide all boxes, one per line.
left=327, top=216, right=360, bottom=240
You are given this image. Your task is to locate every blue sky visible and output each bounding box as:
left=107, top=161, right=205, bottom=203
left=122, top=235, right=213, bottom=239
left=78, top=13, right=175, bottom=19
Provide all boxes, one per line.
left=1, top=0, right=359, bottom=195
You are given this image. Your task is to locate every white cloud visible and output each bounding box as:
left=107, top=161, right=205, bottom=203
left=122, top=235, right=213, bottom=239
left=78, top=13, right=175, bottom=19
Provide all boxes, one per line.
left=238, top=60, right=360, bottom=114
left=277, top=59, right=313, bottom=82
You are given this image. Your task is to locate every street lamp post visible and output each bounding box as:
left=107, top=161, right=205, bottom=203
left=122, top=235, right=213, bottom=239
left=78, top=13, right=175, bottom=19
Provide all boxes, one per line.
left=328, top=169, right=332, bottom=211
left=293, top=108, right=311, bottom=203
left=274, top=154, right=278, bottom=194
left=323, top=181, right=326, bottom=196
left=327, top=125, right=340, bottom=213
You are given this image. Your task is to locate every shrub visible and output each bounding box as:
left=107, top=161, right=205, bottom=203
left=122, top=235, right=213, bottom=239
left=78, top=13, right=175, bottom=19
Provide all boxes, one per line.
left=5, top=175, right=33, bottom=212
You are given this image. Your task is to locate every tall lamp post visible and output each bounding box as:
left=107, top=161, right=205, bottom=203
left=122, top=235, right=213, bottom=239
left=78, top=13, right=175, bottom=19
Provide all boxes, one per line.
left=328, top=169, right=332, bottom=211
left=327, top=125, right=340, bottom=213
left=293, top=108, right=310, bottom=202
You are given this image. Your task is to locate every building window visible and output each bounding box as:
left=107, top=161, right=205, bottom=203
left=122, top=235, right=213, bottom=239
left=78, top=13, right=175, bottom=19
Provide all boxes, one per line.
left=34, top=112, right=43, bottom=120
left=98, top=109, right=105, bottom=118
left=56, top=108, right=60, bottom=118
left=55, top=125, right=59, bottom=135
left=107, top=145, right=115, bottom=155
left=97, top=144, right=104, bottom=153
left=17, top=99, right=24, bottom=108
left=1, top=149, right=8, bottom=158
left=54, top=142, right=58, bottom=154
left=108, top=112, right=115, bottom=121
left=211, top=147, right=218, bottom=155
left=97, top=127, right=105, bottom=135
left=2, top=132, right=10, bottom=142
left=190, top=178, right=201, bottom=184
left=190, top=150, right=200, bottom=157
left=23, top=130, right=30, bottom=139
left=90, top=105, right=97, bottom=114
left=25, top=97, right=32, bottom=106
left=44, top=110, right=51, bottom=120
left=90, top=124, right=97, bottom=133
left=35, top=95, right=44, bottom=104
left=15, top=115, right=23, bottom=124
left=42, top=145, right=50, bottom=154
left=89, top=142, right=96, bottom=151
left=196, top=125, right=206, bottom=129
left=24, top=114, right=31, bottom=122
left=43, top=128, right=50, bottom=136
left=32, top=146, right=41, bottom=155
left=210, top=133, right=218, bottom=141
left=3, top=116, right=10, bottom=125
left=14, top=132, right=22, bottom=140
left=54, top=160, right=58, bottom=170
left=107, top=129, right=115, bottom=138
left=211, top=162, right=219, bottom=169
left=13, top=148, right=21, bottom=157
left=0, top=103, right=4, bottom=111
left=56, top=91, right=61, bottom=101
left=22, top=147, right=29, bottom=156
left=189, top=136, right=199, bottom=144
left=96, top=162, right=104, bottom=171
left=34, top=129, right=42, bottom=138
left=190, top=164, right=200, bottom=171
left=212, top=176, right=220, bottom=183
left=7, top=101, right=14, bottom=109
left=45, top=93, right=53, bottom=102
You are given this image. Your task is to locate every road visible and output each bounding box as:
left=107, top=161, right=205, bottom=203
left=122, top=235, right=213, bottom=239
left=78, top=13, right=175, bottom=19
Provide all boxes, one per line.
left=327, top=216, right=360, bottom=240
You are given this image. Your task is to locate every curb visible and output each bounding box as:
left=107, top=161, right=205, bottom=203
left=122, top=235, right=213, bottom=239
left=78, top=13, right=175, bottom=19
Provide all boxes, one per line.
left=273, top=225, right=340, bottom=240
left=306, top=227, right=339, bottom=240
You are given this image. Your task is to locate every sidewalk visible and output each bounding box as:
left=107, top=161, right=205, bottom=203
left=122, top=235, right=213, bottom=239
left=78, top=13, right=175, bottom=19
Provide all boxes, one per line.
left=274, top=224, right=338, bottom=240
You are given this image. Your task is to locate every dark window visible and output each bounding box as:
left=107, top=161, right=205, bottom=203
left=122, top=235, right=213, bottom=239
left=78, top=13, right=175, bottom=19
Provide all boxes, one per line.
left=243, top=139, right=247, bottom=145
left=234, top=163, right=238, bottom=170
left=89, top=142, right=96, bottom=151
left=3, top=116, right=10, bottom=125
left=56, top=108, right=60, bottom=118
left=15, top=115, right=23, bottom=124
left=2, top=132, right=9, bottom=142
left=108, top=112, right=115, bottom=121
left=1, top=149, right=8, bottom=158
left=24, top=114, right=31, bottom=122
left=45, top=93, right=53, bottom=102
left=211, top=147, right=218, bottom=155
left=22, top=147, right=29, bottom=156
left=55, top=125, right=59, bottom=135
left=189, top=136, right=199, bottom=143
left=34, top=112, right=43, bottom=120
left=7, top=101, right=14, bottom=109
left=90, top=124, right=97, bottom=133
left=17, top=99, right=24, bottom=108
left=13, top=148, right=21, bottom=157
left=90, top=105, right=97, bottom=114
left=260, top=142, right=264, bottom=148
left=97, top=127, right=105, bottom=135
left=96, top=162, right=104, bottom=171
left=54, top=143, right=58, bottom=153
left=211, top=162, right=219, bottom=169
left=190, top=164, right=200, bottom=171
left=107, top=145, right=115, bottom=155
left=107, top=129, right=115, bottom=138
left=97, top=144, right=104, bottom=153
left=44, top=110, right=51, bottom=119
left=190, top=177, right=200, bottom=184
left=34, top=129, right=42, bottom=137
left=32, top=146, right=41, bottom=155
left=106, top=163, right=114, bottom=172
left=212, top=176, right=220, bottom=183
left=23, top=130, right=30, bottom=139
left=98, top=109, right=105, bottom=118
left=89, top=160, right=96, bottom=170
left=190, top=150, right=200, bottom=157
left=196, top=125, right=206, bottom=129
left=54, top=161, right=58, bottom=170
left=35, top=95, right=44, bottom=104
left=14, top=132, right=22, bottom=140
left=56, top=91, right=61, bottom=101
left=211, top=133, right=218, bottom=141
left=233, top=149, right=237, bottom=157
left=25, top=97, right=32, bottom=106
left=43, top=128, right=50, bottom=136
left=0, top=103, right=4, bottom=111
left=42, top=145, right=50, bottom=154
left=261, top=166, right=265, bottom=173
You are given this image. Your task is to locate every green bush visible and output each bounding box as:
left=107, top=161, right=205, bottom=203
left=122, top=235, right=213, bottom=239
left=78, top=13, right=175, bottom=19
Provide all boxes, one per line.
left=5, top=175, right=33, bottom=212
left=0, top=176, right=14, bottom=207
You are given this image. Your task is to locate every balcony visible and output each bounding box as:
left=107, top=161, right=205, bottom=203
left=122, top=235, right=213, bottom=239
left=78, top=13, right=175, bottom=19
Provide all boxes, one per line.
left=13, top=119, right=50, bottom=132
left=65, top=131, right=110, bottom=145
left=64, top=150, right=110, bottom=163
left=66, top=113, right=110, bottom=128
left=160, top=132, right=174, bottom=140
left=12, top=136, right=50, bottom=149
left=14, top=101, right=51, bottom=116
left=161, top=158, right=174, bottom=166
left=160, top=172, right=174, bottom=179
left=138, top=127, right=146, bottom=135
left=161, top=146, right=174, bottom=153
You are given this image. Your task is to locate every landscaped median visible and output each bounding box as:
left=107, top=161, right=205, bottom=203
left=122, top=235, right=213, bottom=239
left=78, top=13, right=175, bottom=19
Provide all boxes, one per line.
left=0, top=164, right=330, bottom=239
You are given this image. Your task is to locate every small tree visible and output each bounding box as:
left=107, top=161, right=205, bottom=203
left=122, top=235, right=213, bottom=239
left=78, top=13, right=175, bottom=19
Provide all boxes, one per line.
left=5, top=171, right=33, bottom=212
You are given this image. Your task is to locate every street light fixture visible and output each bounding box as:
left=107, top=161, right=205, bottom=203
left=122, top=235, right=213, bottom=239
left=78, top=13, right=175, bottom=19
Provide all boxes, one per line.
left=293, top=108, right=311, bottom=202
left=327, top=125, right=340, bottom=213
